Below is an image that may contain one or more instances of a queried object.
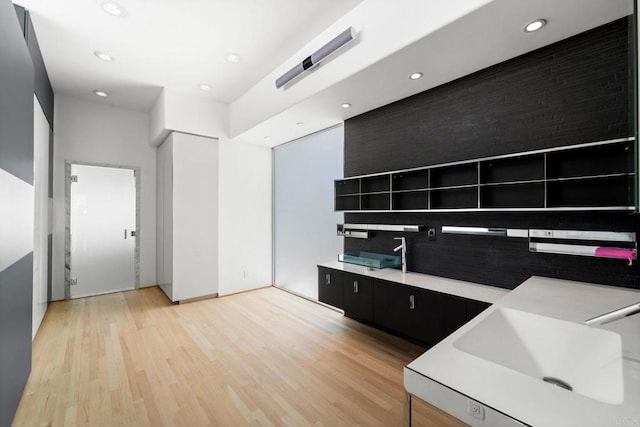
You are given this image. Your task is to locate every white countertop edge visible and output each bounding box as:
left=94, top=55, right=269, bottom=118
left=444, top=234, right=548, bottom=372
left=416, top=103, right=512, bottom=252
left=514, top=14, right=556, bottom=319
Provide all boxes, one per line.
left=317, top=260, right=509, bottom=304
left=405, top=276, right=640, bottom=426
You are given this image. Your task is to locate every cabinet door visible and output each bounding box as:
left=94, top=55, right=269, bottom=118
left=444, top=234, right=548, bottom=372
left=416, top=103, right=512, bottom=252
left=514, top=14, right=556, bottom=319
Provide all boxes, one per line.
left=373, top=280, right=415, bottom=337
left=412, top=289, right=467, bottom=346
left=342, top=272, right=374, bottom=322
left=374, top=281, right=467, bottom=346
left=318, top=267, right=342, bottom=309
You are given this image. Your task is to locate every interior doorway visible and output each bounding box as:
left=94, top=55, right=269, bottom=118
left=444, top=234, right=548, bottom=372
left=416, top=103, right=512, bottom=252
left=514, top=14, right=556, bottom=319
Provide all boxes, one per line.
left=65, top=163, right=139, bottom=299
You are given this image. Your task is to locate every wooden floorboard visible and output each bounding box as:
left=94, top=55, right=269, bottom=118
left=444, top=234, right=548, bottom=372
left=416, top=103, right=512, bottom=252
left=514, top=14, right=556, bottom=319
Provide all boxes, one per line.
left=14, top=286, right=465, bottom=426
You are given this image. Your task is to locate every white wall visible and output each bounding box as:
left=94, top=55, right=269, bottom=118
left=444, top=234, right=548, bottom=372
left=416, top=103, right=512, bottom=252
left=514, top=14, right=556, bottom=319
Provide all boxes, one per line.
left=149, top=88, right=228, bottom=146
left=218, top=139, right=272, bottom=296
left=52, top=95, right=156, bottom=300
left=32, top=95, right=49, bottom=336
left=150, top=90, right=273, bottom=297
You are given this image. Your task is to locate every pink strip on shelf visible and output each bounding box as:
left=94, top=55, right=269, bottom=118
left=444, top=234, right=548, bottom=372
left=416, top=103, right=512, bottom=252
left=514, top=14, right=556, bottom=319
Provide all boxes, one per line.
left=594, top=247, right=637, bottom=262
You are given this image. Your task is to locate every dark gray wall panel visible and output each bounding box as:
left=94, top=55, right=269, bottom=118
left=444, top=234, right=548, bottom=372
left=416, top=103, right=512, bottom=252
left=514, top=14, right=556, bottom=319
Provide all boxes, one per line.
left=13, top=4, right=25, bottom=36
left=344, top=18, right=640, bottom=291
left=0, top=0, right=34, bottom=185
left=25, top=12, right=54, bottom=130
left=1, top=0, right=36, bottom=425
left=0, top=253, right=33, bottom=427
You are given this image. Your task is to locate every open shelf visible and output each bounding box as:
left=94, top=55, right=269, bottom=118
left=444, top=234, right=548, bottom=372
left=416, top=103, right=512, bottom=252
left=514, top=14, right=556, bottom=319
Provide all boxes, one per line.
left=481, top=154, right=545, bottom=184
left=481, top=182, right=545, bottom=209
left=431, top=163, right=478, bottom=188
left=392, top=190, right=429, bottom=210
left=392, top=169, right=429, bottom=191
left=335, top=138, right=635, bottom=212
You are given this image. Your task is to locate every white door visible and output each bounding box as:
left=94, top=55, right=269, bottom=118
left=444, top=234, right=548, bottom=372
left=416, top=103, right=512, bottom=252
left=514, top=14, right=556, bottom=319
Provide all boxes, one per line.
left=70, top=164, right=136, bottom=298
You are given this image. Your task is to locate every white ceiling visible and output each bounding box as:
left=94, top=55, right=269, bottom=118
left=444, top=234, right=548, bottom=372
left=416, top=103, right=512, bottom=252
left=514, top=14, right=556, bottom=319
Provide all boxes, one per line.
left=14, top=0, right=635, bottom=147
left=15, top=0, right=363, bottom=110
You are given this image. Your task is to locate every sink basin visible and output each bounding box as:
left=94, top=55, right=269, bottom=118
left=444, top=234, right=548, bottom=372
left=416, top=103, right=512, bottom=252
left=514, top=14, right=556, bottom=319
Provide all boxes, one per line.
left=338, top=251, right=401, bottom=269
left=453, top=308, right=624, bottom=405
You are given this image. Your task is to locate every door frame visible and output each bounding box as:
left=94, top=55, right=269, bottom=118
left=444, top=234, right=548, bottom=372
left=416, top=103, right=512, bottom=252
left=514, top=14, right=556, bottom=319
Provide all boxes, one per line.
left=64, top=161, right=141, bottom=299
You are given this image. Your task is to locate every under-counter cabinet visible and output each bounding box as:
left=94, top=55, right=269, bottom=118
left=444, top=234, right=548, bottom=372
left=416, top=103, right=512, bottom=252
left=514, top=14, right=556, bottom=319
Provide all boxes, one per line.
left=342, top=272, right=374, bottom=323
left=318, top=266, right=343, bottom=309
left=318, top=266, right=491, bottom=347
left=374, top=280, right=468, bottom=346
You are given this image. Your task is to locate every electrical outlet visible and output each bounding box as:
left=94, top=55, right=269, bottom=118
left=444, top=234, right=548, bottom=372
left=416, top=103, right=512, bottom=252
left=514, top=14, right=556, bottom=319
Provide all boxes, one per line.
left=468, top=400, right=485, bottom=421
left=427, top=228, right=436, bottom=241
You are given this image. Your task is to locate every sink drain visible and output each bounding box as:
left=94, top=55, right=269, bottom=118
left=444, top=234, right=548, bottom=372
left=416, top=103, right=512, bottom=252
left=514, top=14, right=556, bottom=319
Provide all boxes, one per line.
left=542, top=376, right=573, bottom=391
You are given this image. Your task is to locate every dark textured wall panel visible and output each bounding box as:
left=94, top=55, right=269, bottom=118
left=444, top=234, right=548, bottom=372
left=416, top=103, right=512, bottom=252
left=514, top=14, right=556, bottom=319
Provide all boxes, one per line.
left=25, top=12, right=54, bottom=130
left=346, top=18, right=633, bottom=176
left=343, top=18, right=639, bottom=291
left=0, top=253, right=33, bottom=427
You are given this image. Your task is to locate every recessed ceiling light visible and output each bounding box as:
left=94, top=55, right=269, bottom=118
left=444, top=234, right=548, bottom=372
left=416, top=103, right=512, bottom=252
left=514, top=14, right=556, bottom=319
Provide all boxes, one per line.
left=524, top=19, right=547, bottom=32
left=198, top=84, right=212, bottom=91
left=296, top=122, right=304, bottom=126
left=225, top=53, right=241, bottom=63
left=100, top=1, right=124, bottom=17
left=341, top=103, right=351, bottom=108
left=94, top=51, right=114, bottom=62
left=409, top=72, right=423, bottom=80
left=264, top=136, right=271, bottom=140
left=93, top=90, right=109, bottom=97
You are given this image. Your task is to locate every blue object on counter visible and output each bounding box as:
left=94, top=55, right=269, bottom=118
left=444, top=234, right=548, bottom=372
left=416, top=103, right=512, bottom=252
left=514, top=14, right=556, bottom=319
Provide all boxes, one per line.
left=338, top=252, right=402, bottom=269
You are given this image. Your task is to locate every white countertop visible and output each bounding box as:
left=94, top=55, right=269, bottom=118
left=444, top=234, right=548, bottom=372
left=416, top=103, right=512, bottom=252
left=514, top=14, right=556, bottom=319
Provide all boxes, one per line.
left=318, top=261, right=509, bottom=303
left=405, top=276, right=640, bottom=426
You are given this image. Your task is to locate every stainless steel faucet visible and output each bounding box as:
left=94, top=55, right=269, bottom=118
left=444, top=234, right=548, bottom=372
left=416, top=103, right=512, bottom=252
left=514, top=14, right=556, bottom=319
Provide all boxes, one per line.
left=393, top=237, right=407, bottom=273
left=585, top=302, right=640, bottom=326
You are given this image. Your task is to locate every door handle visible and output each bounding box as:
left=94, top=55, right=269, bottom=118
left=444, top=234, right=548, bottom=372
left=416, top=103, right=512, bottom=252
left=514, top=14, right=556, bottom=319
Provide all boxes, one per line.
left=124, top=228, right=127, bottom=240
left=409, top=295, right=415, bottom=310
left=353, top=281, right=358, bottom=293
left=325, top=274, right=331, bottom=285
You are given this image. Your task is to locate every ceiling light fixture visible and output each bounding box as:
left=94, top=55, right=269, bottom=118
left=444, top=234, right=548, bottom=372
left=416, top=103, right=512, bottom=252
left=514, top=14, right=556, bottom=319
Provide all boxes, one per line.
left=264, top=136, right=271, bottom=140
left=94, top=51, right=114, bottom=62
left=409, top=72, right=423, bottom=80
left=93, top=90, right=109, bottom=97
left=341, top=103, right=351, bottom=109
left=524, top=19, right=547, bottom=32
left=100, top=1, right=124, bottom=17
left=276, top=26, right=356, bottom=89
left=296, top=122, right=304, bottom=126
left=198, top=84, right=212, bottom=91
left=225, top=53, right=241, bottom=64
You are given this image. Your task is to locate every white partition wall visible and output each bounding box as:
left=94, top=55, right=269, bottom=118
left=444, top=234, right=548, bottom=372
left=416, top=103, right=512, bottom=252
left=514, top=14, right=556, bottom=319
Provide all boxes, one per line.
left=274, top=125, right=344, bottom=300
left=32, top=96, right=49, bottom=338
left=157, top=132, right=219, bottom=302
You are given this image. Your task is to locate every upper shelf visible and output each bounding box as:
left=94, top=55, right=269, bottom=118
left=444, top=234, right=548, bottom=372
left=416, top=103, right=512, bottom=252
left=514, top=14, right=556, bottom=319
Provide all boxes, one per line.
left=335, top=137, right=635, bottom=212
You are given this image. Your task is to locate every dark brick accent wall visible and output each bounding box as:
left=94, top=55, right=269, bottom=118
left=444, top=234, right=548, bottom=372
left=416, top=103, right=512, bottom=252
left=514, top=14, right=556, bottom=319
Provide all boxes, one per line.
left=344, top=17, right=640, bottom=291
left=345, top=18, right=633, bottom=176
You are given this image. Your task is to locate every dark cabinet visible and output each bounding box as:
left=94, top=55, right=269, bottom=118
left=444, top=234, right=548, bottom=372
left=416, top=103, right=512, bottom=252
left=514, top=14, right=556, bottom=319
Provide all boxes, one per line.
left=317, top=266, right=490, bottom=347
left=373, top=280, right=467, bottom=346
left=342, top=272, right=374, bottom=322
left=466, top=299, right=490, bottom=321
left=318, top=267, right=342, bottom=309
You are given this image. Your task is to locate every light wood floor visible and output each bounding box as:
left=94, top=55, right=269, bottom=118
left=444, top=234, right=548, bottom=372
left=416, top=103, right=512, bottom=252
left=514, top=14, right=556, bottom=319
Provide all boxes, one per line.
left=14, top=286, right=465, bottom=426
